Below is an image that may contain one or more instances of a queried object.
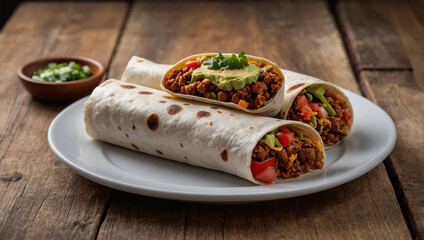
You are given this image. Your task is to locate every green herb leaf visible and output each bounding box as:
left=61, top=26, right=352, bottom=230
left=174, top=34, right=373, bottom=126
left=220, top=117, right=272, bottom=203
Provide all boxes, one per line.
left=202, top=51, right=249, bottom=70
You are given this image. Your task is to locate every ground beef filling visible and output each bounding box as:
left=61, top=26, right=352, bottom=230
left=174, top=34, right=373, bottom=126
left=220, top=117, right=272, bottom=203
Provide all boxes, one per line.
left=252, top=136, right=324, bottom=178
left=287, top=93, right=349, bottom=146
left=163, top=64, right=282, bottom=110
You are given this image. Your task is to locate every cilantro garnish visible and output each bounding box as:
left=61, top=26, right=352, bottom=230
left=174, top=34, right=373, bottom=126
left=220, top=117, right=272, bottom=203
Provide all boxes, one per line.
left=202, top=51, right=249, bottom=70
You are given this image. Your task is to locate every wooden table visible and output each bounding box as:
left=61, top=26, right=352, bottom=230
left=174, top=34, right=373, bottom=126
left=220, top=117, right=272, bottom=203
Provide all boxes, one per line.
left=0, top=1, right=422, bottom=239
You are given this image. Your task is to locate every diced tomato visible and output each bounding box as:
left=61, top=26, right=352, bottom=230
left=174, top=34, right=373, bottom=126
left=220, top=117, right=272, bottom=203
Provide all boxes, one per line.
left=280, top=126, right=291, bottom=134
left=251, top=157, right=276, bottom=177
left=316, top=106, right=328, bottom=119
left=296, top=95, right=309, bottom=108
left=342, top=109, right=352, bottom=121
left=309, top=102, right=319, bottom=111
left=185, top=60, right=200, bottom=69
left=278, top=131, right=294, bottom=147
left=300, top=106, right=312, bottom=120
left=254, top=166, right=278, bottom=183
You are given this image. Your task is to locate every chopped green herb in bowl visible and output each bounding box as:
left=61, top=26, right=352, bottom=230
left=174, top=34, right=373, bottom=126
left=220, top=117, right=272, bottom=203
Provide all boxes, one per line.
left=32, top=61, right=92, bottom=82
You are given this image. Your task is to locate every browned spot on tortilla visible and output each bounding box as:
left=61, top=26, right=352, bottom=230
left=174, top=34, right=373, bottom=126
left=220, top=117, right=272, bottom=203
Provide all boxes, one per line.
left=197, top=111, right=211, bottom=118
left=184, top=156, right=188, bottom=160
left=221, top=149, right=228, bottom=162
left=125, top=133, right=129, bottom=138
left=120, top=84, right=136, bottom=89
left=138, top=91, right=153, bottom=95
left=159, top=101, right=167, bottom=104
left=156, top=150, right=163, bottom=155
left=209, top=121, right=213, bottom=126
left=110, top=93, right=114, bottom=97
left=132, top=125, right=136, bottom=130
left=167, top=104, right=183, bottom=115
left=287, top=83, right=306, bottom=92
left=210, top=106, right=219, bottom=109
left=118, top=126, right=121, bottom=131
left=229, top=113, right=234, bottom=117
left=276, top=119, right=282, bottom=121
left=183, top=103, right=190, bottom=105
left=136, top=59, right=144, bottom=62
left=146, top=113, right=159, bottom=131
left=180, top=143, right=184, bottom=148
left=163, top=96, right=173, bottom=99
left=217, top=111, right=222, bottom=114
left=131, top=143, right=140, bottom=150
left=249, top=126, right=253, bottom=129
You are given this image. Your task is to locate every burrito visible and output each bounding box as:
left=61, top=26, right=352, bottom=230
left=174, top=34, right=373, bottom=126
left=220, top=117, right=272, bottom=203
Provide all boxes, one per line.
left=84, top=80, right=325, bottom=184
left=160, top=52, right=285, bottom=117
left=279, top=70, right=353, bottom=148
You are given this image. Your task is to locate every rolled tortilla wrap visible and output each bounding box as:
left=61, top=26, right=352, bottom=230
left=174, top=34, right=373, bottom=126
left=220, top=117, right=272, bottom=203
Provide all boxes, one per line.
left=84, top=80, right=325, bottom=185
left=160, top=53, right=285, bottom=117
left=121, top=57, right=353, bottom=148
left=279, top=70, right=354, bottom=149
left=121, top=56, right=169, bottom=90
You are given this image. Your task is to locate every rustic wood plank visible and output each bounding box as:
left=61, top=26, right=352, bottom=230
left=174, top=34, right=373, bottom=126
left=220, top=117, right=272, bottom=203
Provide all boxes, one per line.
left=383, top=0, right=424, bottom=90
left=109, top=0, right=361, bottom=94
left=100, top=1, right=410, bottom=239
left=359, top=70, right=424, bottom=239
left=98, top=165, right=410, bottom=240
left=337, top=1, right=424, bottom=238
left=0, top=2, right=127, bottom=239
left=337, top=0, right=413, bottom=71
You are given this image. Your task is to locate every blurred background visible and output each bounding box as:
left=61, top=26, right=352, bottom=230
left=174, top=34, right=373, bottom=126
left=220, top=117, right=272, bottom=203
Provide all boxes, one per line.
left=1, top=0, right=422, bottom=32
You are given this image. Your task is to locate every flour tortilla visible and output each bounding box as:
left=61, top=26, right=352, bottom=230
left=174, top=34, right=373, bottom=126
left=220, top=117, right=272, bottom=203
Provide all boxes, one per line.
left=121, top=56, right=169, bottom=90
left=159, top=53, right=285, bottom=117
left=84, top=79, right=325, bottom=185
left=121, top=57, right=353, bottom=148
left=279, top=70, right=354, bottom=149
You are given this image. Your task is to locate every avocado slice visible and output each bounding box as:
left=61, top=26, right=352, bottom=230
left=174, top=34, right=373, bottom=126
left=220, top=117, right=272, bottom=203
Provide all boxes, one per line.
left=306, top=85, right=336, bottom=116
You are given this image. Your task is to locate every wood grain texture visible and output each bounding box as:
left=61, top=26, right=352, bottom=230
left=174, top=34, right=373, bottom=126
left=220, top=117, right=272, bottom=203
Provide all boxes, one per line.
left=98, top=165, right=410, bottom=240
left=337, top=1, right=424, bottom=238
left=100, top=1, right=410, bottom=239
left=0, top=2, right=127, bottom=238
left=109, top=0, right=360, bottom=94
left=359, top=71, right=424, bottom=239
left=337, top=0, right=413, bottom=71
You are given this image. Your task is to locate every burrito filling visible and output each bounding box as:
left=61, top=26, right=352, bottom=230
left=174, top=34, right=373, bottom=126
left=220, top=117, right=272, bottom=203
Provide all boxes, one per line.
left=287, top=85, right=352, bottom=146
left=163, top=52, right=283, bottom=110
left=251, top=126, right=324, bottom=183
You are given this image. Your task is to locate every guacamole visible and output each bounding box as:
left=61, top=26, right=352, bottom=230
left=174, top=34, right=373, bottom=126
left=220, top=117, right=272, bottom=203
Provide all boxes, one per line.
left=190, top=64, right=261, bottom=91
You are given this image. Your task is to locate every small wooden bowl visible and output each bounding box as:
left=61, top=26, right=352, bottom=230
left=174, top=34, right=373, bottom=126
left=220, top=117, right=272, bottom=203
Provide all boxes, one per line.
left=18, top=56, right=105, bottom=103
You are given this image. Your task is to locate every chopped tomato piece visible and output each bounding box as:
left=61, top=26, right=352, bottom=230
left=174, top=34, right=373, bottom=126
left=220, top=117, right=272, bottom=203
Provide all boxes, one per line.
left=251, top=157, right=276, bottom=177
left=255, top=167, right=278, bottom=183
left=185, top=60, right=200, bottom=69
left=278, top=131, right=294, bottom=147
left=296, top=95, right=309, bottom=107
left=280, top=126, right=291, bottom=134
left=300, top=106, right=313, bottom=120
left=343, top=109, right=352, bottom=121
left=316, top=106, right=328, bottom=119
left=309, top=102, right=319, bottom=111
left=254, top=166, right=278, bottom=183
left=238, top=100, right=249, bottom=109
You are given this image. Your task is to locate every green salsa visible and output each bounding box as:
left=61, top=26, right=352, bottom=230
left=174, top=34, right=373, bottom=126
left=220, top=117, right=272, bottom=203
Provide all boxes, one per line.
left=32, top=61, right=92, bottom=82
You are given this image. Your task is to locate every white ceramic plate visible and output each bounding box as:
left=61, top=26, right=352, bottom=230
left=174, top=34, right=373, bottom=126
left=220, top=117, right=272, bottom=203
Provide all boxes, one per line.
left=48, top=89, right=396, bottom=203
